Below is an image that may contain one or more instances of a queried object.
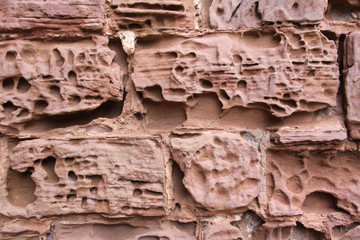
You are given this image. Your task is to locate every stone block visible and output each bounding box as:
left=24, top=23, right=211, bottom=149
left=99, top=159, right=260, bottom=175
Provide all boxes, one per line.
left=170, top=131, right=261, bottom=210
left=1, top=137, right=166, bottom=218
left=0, top=37, right=123, bottom=131
left=0, top=0, right=105, bottom=35
left=132, top=30, right=338, bottom=118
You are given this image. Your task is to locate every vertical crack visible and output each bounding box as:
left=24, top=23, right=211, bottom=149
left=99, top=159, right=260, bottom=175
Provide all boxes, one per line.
left=337, top=33, right=350, bottom=138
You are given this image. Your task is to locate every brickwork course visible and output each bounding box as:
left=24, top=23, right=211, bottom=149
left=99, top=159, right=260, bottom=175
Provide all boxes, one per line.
left=1, top=0, right=360, bottom=239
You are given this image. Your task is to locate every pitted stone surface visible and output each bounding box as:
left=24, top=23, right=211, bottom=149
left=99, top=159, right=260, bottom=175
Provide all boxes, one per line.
left=258, top=0, right=327, bottom=24
left=132, top=29, right=338, bottom=117
left=208, top=0, right=327, bottom=29
left=267, top=150, right=360, bottom=218
left=209, top=0, right=262, bottom=29
left=0, top=0, right=105, bottom=35
left=109, top=0, right=195, bottom=31
left=0, top=36, right=123, bottom=130
left=170, top=131, right=261, bottom=210
left=0, top=0, right=359, bottom=239
left=2, top=137, right=166, bottom=218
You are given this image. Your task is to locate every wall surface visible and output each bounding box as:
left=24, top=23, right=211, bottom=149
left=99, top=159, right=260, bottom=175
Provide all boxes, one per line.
left=1, top=0, right=360, bottom=239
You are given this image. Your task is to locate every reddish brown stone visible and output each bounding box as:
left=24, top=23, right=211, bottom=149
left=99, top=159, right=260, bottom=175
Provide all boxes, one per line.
left=109, top=0, right=195, bottom=31
left=209, top=0, right=262, bottom=29
left=345, top=32, right=360, bottom=139
left=170, top=131, right=261, bottom=210
left=0, top=36, right=123, bottom=132
left=332, top=224, right=360, bottom=240
left=258, top=0, right=326, bottom=24
left=208, top=0, right=326, bottom=29
left=201, top=217, right=325, bottom=240
left=132, top=29, right=338, bottom=118
left=0, top=0, right=358, bottom=239
left=1, top=137, right=166, bottom=218
left=267, top=150, right=360, bottom=232
left=54, top=220, right=196, bottom=240
left=272, top=119, right=347, bottom=144
left=0, top=0, right=105, bottom=36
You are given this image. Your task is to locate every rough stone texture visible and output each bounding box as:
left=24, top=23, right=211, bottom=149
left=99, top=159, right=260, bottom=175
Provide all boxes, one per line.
left=109, top=0, right=195, bottom=31
left=200, top=211, right=265, bottom=240
left=272, top=119, right=347, bottom=144
left=208, top=0, right=327, bottom=29
left=1, top=137, right=166, bottom=218
left=332, top=224, right=360, bottom=240
left=209, top=0, right=262, bottom=29
left=1, top=0, right=359, bottom=239
left=345, top=31, right=360, bottom=139
left=200, top=213, right=327, bottom=240
left=132, top=29, right=339, bottom=118
left=258, top=0, right=327, bottom=24
left=54, top=220, right=196, bottom=240
left=325, top=0, right=360, bottom=22
left=267, top=150, right=360, bottom=233
left=0, top=0, right=105, bottom=36
left=170, top=131, right=261, bottom=210
left=0, top=36, right=123, bottom=132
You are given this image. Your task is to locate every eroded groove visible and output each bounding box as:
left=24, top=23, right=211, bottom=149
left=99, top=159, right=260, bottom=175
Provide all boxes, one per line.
left=24, top=100, right=124, bottom=132
left=337, top=34, right=349, bottom=137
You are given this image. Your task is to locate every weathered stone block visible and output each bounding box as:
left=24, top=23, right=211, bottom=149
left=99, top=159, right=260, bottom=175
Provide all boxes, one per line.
left=258, top=0, right=326, bottom=24
left=201, top=215, right=325, bottom=240
left=208, top=0, right=326, bottom=29
left=170, top=131, right=261, bottom=210
left=209, top=0, right=261, bottom=29
left=1, top=137, right=166, bottom=218
left=345, top=32, right=360, bottom=139
left=0, top=37, right=123, bottom=131
left=54, top=221, right=196, bottom=240
left=272, top=119, right=347, bottom=144
left=201, top=211, right=265, bottom=240
left=132, top=30, right=338, bottom=118
left=109, top=0, right=194, bottom=31
left=267, top=150, right=360, bottom=217
left=0, top=0, right=105, bottom=35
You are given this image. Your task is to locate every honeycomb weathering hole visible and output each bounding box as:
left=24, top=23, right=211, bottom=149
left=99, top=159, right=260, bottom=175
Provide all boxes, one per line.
left=49, top=85, right=63, bottom=101
left=52, top=48, right=65, bottom=67
left=7, top=169, right=37, bottom=207
left=3, top=101, right=18, bottom=114
left=41, top=156, right=59, bottom=183
left=17, top=77, right=31, bottom=93
left=302, top=191, right=339, bottom=212
left=200, top=79, right=213, bottom=89
left=68, top=71, right=77, bottom=85
left=5, top=51, right=17, bottom=61
left=237, top=80, right=247, bottom=90
left=34, top=100, right=49, bottom=113
left=3, top=78, right=15, bottom=90
left=0, top=1, right=356, bottom=238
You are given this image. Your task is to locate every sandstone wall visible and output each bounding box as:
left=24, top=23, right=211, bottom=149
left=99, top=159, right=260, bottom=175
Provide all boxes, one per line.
left=1, top=0, right=360, bottom=239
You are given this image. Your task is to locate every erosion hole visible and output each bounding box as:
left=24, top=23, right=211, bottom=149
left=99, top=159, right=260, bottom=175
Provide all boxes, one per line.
left=41, top=156, right=59, bottom=183
left=34, top=100, right=49, bottom=113
left=3, top=101, right=18, bottom=114
left=17, top=77, right=31, bottom=93
left=2, top=78, right=14, bottom=91
left=200, top=79, right=213, bottom=89
left=5, top=51, right=17, bottom=61
left=7, top=169, right=36, bottom=207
